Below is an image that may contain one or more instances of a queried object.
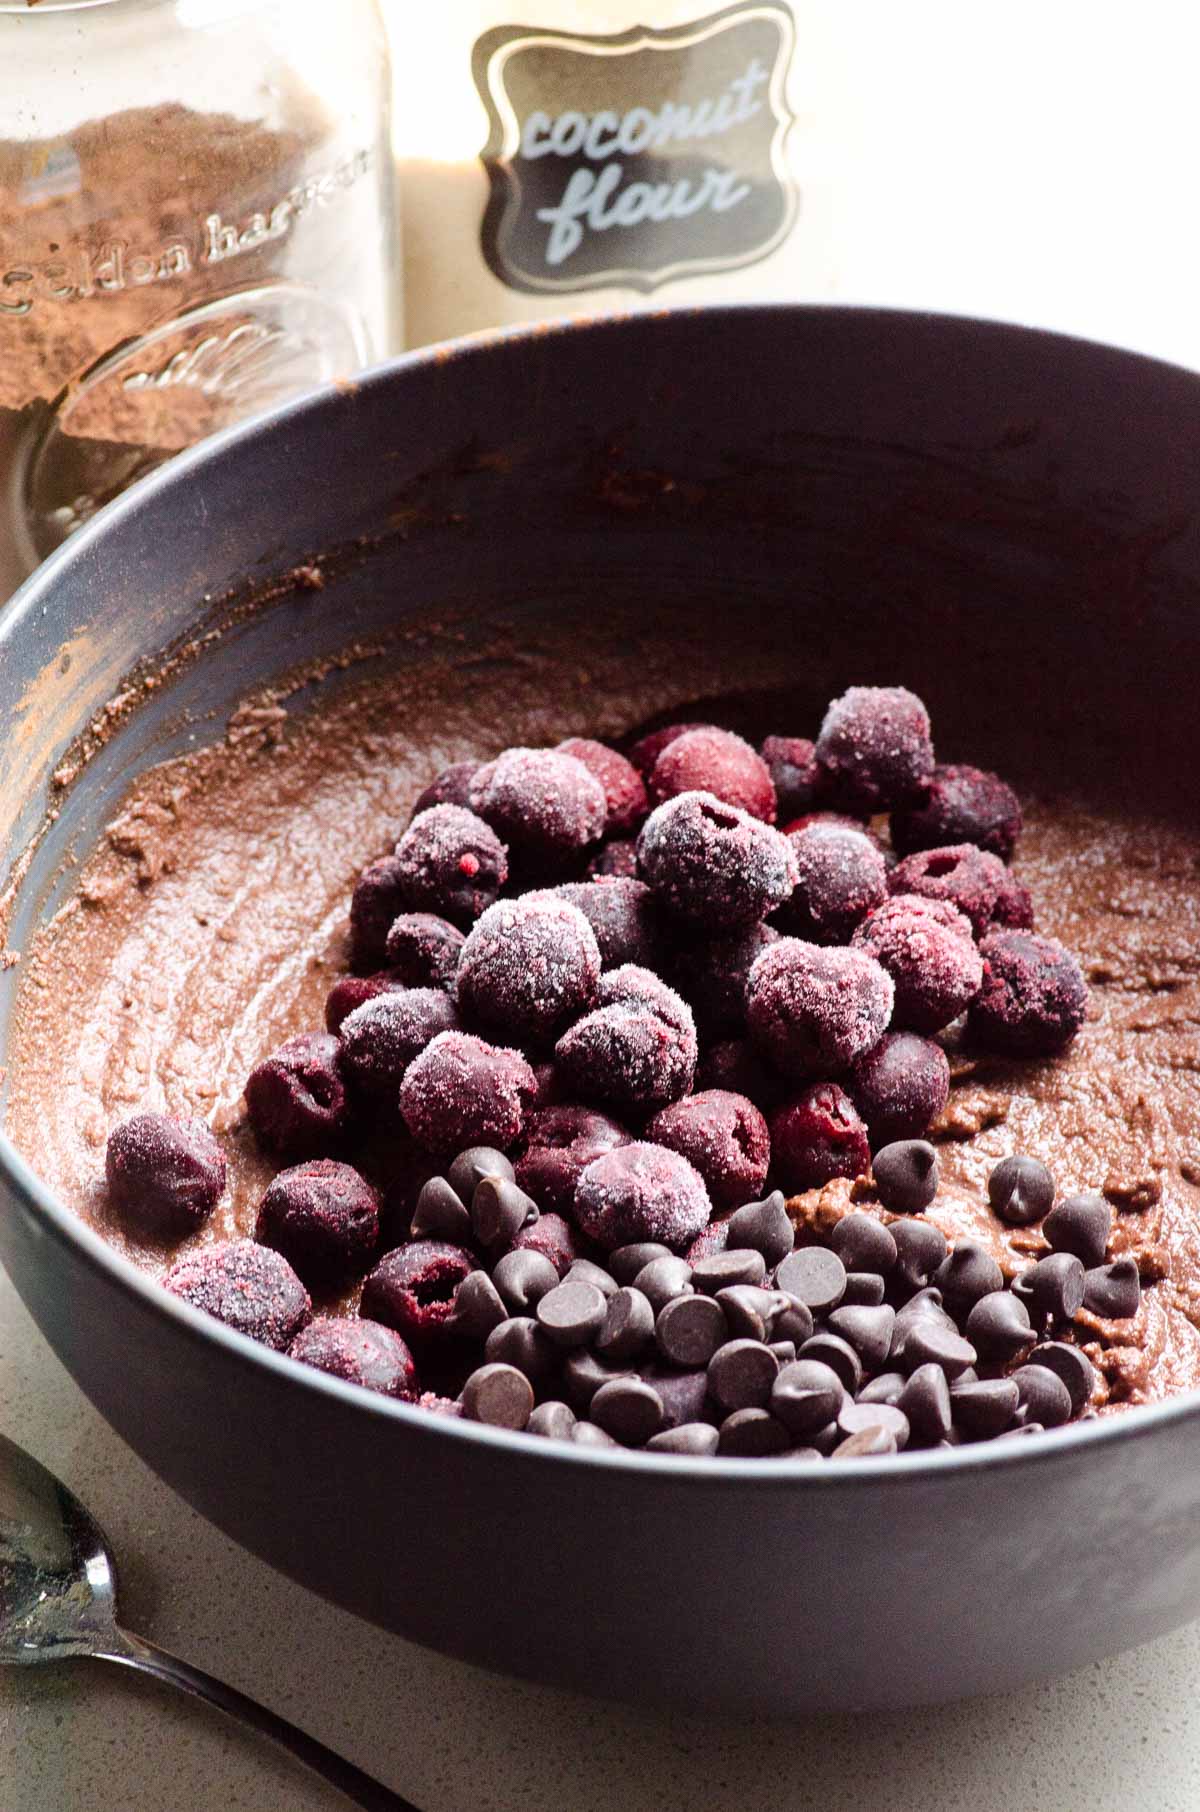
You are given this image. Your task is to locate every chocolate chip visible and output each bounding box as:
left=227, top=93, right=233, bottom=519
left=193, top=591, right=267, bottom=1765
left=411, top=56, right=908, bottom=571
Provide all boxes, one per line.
left=646, top=1422, right=720, bottom=1456
left=536, top=1280, right=609, bottom=1348
left=840, top=1270, right=887, bottom=1306
left=460, top=1362, right=534, bottom=1429
left=471, top=1176, right=539, bottom=1251
left=872, top=1139, right=939, bottom=1213
left=771, top=1359, right=845, bottom=1434
left=633, top=1254, right=694, bottom=1311
left=837, top=1401, right=910, bottom=1449
left=831, top=1211, right=898, bottom=1275
left=1022, top=1252, right=1086, bottom=1327
left=894, top=1318, right=976, bottom=1378
left=594, top=1286, right=655, bottom=1362
left=725, top=1191, right=794, bottom=1266
left=609, top=1241, right=674, bottom=1283
left=766, top=1291, right=816, bottom=1346
left=572, top=1421, right=619, bottom=1447
left=563, top=1258, right=619, bottom=1298
left=832, top=1424, right=897, bottom=1458
left=485, top=1315, right=560, bottom=1384
left=826, top=1304, right=896, bottom=1370
left=449, top=1146, right=515, bottom=1200
left=527, top=1399, right=577, bottom=1440
left=451, top=1268, right=508, bottom=1339
left=1012, top=1362, right=1073, bottom=1428
left=964, top=1289, right=1035, bottom=1362
left=1043, top=1192, right=1112, bottom=1267
left=492, top=1247, right=560, bottom=1314
left=656, top=1293, right=728, bottom=1366
left=717, top=1408, right=792, bottom=1456
left=987, top=1154, right=1054, bottom=1226
left=857, top=1371, right=907, bottom=1407
left=774, top=1247, right=847, bottom=1314
left=797, top=1332, right=863, bottom=1393
left=562, top=1348, right=636, bottom=1410
left=897, top=1363, right=951, bottom=1445
left=891, top=1219, right=948, bottom=1289
left=769, top=1339, right=797, bottom=1364
left=949, top=1377, right=1020, bottom=1439
left=714, top=1283, right=775, bottom=1341
left=644, top=1366, right=713, bottom=1429
left=1083, top=1257, right=1141, bottom=1319
left=809, top=1420, right=843, bottom=1455
left=1030, top=1341, right=1097, bottom=1414
left=409, top=1176, right=473, bottom=1244
left=934, top=1241, right=1004, bottom=1308
left=590, top=1377, right=665, bottom=1447
left=691, top=1248, right=768, bottom=1292
left=707, top=1339, right=780, bottom=1412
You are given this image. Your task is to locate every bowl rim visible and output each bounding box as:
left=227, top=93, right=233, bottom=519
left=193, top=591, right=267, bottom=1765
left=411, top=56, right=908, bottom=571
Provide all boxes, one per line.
left=4, top=299, right=1199, bottom=1487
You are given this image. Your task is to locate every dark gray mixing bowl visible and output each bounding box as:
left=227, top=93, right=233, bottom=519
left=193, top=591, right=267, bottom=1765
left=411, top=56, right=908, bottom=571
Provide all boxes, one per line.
left=2, top=307, right=1200, bottom=1715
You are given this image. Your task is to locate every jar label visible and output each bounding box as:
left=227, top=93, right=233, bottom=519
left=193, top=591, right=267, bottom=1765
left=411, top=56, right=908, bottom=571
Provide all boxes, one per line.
left=473, top=1, right=798, bottom=296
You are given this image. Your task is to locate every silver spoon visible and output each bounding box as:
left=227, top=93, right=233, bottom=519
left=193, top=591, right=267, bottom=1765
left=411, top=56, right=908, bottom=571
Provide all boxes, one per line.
left=0, top=1431, right=418, bottom=1811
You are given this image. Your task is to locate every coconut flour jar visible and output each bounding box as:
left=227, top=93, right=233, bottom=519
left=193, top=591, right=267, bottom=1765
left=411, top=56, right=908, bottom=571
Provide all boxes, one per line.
left=393, top=0, right=858, bottom=347
left=0, top=0, right=398, bottom=597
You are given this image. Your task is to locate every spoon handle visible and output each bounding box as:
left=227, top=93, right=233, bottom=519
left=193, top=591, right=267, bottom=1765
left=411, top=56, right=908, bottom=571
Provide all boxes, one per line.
left=96, top=1628, right=419, bottom=1812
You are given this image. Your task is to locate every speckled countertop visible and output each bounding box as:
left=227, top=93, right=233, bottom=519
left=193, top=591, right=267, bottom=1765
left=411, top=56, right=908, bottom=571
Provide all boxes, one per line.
left=2, top=1259, right=1199, bottom=1810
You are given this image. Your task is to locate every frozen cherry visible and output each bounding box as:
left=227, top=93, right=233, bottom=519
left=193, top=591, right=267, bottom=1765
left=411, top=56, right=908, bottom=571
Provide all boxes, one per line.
left=649, top=726, right=776, bottom=822
left=411, top=761, right=478, bottom=817
left=814, top=686, right=934, bottom=812
left=324, top=970, right=407, bottom=1034
left=288, top=1316, right=418, bottom=1398
left=646, top=1090, right=770, bottom=1211
left=552, top=878, right=662, bottom=971
left=516, top=1104, right=632, bottom=1212
left=105, top=1113, right=225, bottom=1241
left=244, top=1032, right=348, bottom=1160
left=469, top=747, right=607, bottom=873
left=349, top=853, right=409, bottom=973
left=574, top=1142, right=712, bottom=1251
left=770, top=1085, right=871, bottom=1193
left=383, top=912, right=465, bottom=991
left=587, top=839, right=640, bottom=880
left=456, top=896, right=601, bottom=1045
left=339, top=989, right=460, bottom=1101
left=637, top=791, right=798, bottom=931
left=360, top=1239, right=476, bottom=1348
left=889, top=843, right=1008, bottom=937
left=255, top=1159, right=380, bottom=1290
left=626, top=721, right=706, bottom=778
left=989, top=870, right=1036, bottom=930
left=969, top=930, right=1088, bottom=1056
left=848, top=1031, right=950, bottom=1146
left=696, top=1039, right=787, bottom=1111
left=890, top=763, right=1023, bottom=862
left=555, top=964, right=697, bottom=1114
left=163, top=1239, right=310, bottom=1351
left=746, top=939, right=894, bottom=1080
left=510, top=1210, right=580, bottom=1277
left=671, top=922, right=780, bottom=1040
left=399, top=1030, right=537, bottom=1154
left=392, top=804, right=508, bottom=928
left=852, top=894, right=982, bottom=1034
left=776, top=823, right=888, bottom=944
left=761, top=735, right=821, bottom=821
left=556, top=737, right=648, bottom=835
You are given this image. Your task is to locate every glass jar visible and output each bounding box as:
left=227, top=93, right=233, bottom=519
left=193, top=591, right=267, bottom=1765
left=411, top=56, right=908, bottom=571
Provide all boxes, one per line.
left=391, top=0, right=859, bottom=349
left=0, top=0, right=399, bottom=597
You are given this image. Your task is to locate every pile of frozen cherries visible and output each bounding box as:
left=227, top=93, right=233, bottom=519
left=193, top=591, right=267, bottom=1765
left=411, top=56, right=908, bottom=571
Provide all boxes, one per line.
left=105, top=686, right=1121, bottom=1459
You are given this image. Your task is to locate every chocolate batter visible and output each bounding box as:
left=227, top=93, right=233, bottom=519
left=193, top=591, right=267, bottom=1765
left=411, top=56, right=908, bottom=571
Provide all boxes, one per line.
left=6, top=658, right=1200, bottom=1414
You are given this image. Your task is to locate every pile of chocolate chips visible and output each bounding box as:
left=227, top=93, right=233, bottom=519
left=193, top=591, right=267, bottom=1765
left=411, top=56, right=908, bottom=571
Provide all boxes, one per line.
left=104, top=685, right=1113, bottom=1459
